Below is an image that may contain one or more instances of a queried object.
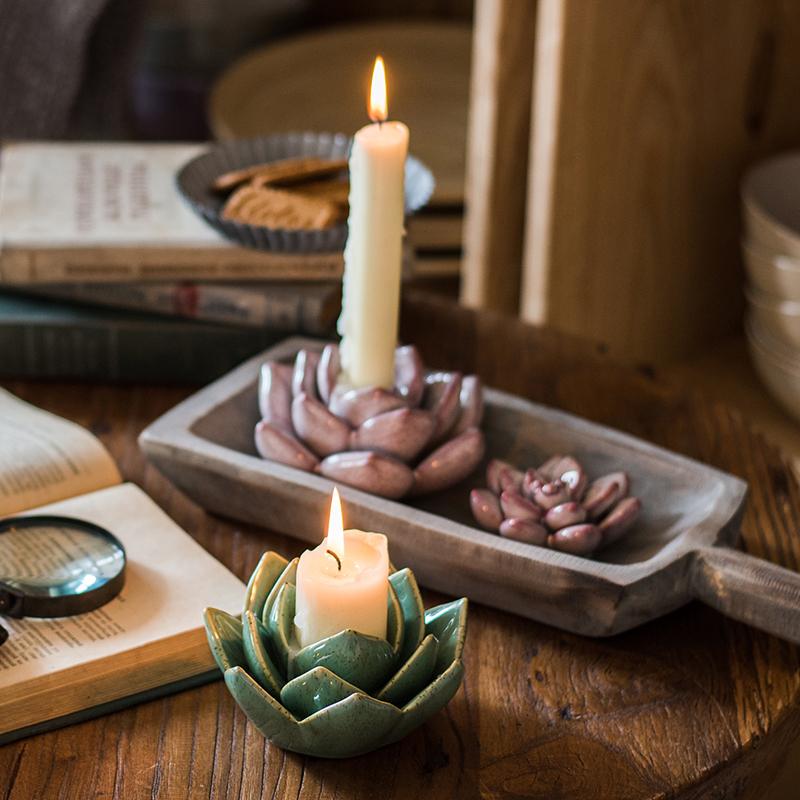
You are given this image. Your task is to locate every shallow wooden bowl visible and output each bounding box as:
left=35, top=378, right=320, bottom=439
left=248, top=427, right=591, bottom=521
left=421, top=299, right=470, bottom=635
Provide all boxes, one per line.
left=140, top=338, right=800, bottom=642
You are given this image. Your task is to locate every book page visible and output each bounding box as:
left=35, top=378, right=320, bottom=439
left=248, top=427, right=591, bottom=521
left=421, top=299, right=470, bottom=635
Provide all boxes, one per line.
left=0, top=483, right=244, bottom=692
left=0, top=389, right=121, bottom=516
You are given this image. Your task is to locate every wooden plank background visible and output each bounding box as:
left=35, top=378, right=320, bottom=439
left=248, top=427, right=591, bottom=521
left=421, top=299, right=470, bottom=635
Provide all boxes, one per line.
left=519, top=0, right=800, bottom=362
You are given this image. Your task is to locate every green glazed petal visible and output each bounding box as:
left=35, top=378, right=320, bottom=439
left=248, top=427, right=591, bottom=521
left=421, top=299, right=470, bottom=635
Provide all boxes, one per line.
left=244, top=551, right=288, bottom=619
left=204, top=607, right=246, bottom=673
left=296, top=692, right=403, bottom=758
left=425, top=597, right=468, bottom=674
left=225, top=666, right=307, bottom=753
left=266, top=582, right=296, bottom=675
left=261, top=557, right=297, bottom=627
left=242, top=610, right=284, bottom=698
left=386, top=580, right=404, bottom=659
left=376, top=633, right=439, bottom=707
left=389, top=568, right=425, bottom=663
left=280, top=665, right=363, bottom=719
left=291, top=629, right=396, bottom=692
left=390, top=661, right=465, bottom=742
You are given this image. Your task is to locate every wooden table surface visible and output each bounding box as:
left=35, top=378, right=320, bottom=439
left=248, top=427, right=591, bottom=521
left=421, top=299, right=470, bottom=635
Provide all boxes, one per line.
left=2, top=295, right=800, bottom=800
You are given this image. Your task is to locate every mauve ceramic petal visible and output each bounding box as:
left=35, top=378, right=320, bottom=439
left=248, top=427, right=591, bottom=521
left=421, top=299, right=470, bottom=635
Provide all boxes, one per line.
left=499, top=489, right=543, bottom=522
left=583, top=471, right=629, bottom=519
left=258, top=362, right=292, bottom=430
left=538, top=454, right=566, bottom=481
left=470, top=488, right=504, bottom=531
left=412, top=428, right=485, bottom=495
left=424, top=372, right=463, bottom=442
left=328, top=386, right=406, bottom=427
left=530, top=479, right=571, bottom=510
left=487, top=459, right=523, bottom=495
left=316, top=343, right=340, bottom=404
left=394, top=345, right=425, bottom=406
left=291, top=349, right=320, bottom=399
left=319, top=450, right=415, bottom=498
left=522, top=468, right=545, bottom=500
left=555, top=458, right=587, bottom=500
left=254, top=420, right=319, bottom=471
left=452, top=375, right=484, bottom=436
left=291, top=392, right=351, bottom=457
left=599, top=496, right=642, bottom=545
left=499, top=518, right=548, bottom=545
left=548, top=524, right=602, bottom=555
left=350, top=407, right=435, bottom=462
left=544, top=501, right=587, bottom=530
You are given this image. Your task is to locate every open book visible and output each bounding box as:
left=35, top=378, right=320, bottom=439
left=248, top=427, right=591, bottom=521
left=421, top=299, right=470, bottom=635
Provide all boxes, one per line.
left=0, top=389, right=245, bottom=743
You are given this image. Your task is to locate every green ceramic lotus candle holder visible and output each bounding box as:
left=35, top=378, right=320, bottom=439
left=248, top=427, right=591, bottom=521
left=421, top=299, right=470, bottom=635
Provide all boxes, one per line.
left=203, top=551, right=467, bottom=758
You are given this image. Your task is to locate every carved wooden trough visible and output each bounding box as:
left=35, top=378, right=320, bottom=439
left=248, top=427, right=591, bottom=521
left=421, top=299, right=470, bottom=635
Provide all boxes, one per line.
left=140, top=338, right=800, bottom=642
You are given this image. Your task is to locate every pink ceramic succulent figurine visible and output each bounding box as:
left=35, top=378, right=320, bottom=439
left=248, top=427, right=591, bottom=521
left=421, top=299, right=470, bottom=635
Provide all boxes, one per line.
left=254, top=344, right=485, bottom=499
left=471, top=455, right=641, bottom=556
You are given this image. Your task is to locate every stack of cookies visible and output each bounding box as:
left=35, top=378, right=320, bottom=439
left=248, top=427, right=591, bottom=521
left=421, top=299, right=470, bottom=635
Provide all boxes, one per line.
left=214, top=157, right=350, bottom=231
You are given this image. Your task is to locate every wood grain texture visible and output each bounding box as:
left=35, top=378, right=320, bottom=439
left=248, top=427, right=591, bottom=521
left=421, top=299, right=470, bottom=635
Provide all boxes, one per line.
left=461, top=0, right=536, bottom=314
left=520, top=0, right=800, bottom=362
left=2, top=295, right=800, bottom=798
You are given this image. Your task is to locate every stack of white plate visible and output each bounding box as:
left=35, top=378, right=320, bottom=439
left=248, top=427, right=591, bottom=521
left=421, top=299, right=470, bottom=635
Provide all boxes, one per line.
left=742, top=153, right=800, bottom=422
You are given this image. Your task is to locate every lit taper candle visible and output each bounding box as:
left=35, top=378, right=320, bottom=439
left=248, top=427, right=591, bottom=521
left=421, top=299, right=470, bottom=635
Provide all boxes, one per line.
left=337, top=56, right=409, bottom=389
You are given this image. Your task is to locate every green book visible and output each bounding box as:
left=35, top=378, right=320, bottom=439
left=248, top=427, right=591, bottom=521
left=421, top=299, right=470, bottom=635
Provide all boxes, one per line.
left=0, top=292, right=296, bottom=383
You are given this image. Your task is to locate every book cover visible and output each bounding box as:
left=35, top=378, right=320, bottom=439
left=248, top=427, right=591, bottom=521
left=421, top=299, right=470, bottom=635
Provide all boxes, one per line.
left=15, top=280, right=339, bottom=334
left=0, top=292, right=294, bottom=383
left=0, top=142, right=343, bottom=284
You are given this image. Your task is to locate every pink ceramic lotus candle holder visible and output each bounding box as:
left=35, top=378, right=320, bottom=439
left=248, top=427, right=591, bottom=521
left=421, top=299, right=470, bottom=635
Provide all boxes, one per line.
left=254, top=344, right=485, bottom=499
left=470, top=456, right=642, bottom=556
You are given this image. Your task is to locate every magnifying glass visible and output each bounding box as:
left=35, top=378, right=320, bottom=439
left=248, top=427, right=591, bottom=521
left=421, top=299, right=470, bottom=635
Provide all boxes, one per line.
left=0, top=515, right=127, bottom=646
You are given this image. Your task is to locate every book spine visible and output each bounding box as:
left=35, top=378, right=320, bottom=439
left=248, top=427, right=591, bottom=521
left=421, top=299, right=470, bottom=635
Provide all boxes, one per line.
left=0, top=247, right=344, bottom=284
left=0, top=313, right=287, bottom=384
left=20, top=282, right=339, bottom=335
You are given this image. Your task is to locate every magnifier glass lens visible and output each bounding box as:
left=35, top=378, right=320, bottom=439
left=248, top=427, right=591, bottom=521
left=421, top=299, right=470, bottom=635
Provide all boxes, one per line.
left=0, top=520, right=125, bottom=600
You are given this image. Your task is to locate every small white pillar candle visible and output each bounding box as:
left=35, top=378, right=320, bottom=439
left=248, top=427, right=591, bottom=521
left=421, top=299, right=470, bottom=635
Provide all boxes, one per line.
left=337, top=56, right=409, bottom=389
left=294, top=488, right=390, bottom=648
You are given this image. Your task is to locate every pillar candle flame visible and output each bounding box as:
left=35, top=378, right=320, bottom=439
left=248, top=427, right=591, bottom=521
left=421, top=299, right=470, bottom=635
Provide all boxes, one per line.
left=368, top=55, right=388, bottom=122
left=327, top=487, right=345, bottom=558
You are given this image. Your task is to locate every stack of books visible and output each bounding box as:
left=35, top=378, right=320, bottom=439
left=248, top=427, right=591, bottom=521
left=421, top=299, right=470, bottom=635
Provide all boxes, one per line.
left=0, top=142, right=345, bottom=383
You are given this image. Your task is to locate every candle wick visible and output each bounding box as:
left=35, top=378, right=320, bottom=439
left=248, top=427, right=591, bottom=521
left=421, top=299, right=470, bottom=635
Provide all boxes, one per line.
left=326, top=549, right=342, bottom=571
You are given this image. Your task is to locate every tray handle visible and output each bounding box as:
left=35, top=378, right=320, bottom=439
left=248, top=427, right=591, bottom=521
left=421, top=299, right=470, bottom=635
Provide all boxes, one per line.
left=690, top=546, right=800, bottom=644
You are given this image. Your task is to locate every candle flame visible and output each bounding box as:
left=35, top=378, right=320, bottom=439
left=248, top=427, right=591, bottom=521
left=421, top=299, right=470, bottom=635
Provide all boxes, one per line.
left=368, top=55, right=388, bottom=123
left=327, top=487, right=345, bottom=557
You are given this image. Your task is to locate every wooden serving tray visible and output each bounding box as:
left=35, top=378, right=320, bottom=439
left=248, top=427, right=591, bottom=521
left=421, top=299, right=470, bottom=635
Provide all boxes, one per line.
left=140, top=338, right=800, bottom=642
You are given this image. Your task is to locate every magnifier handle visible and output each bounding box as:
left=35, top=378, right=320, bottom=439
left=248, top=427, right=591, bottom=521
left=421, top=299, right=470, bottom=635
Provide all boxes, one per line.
left=0, top=584, right=25, bottom=618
